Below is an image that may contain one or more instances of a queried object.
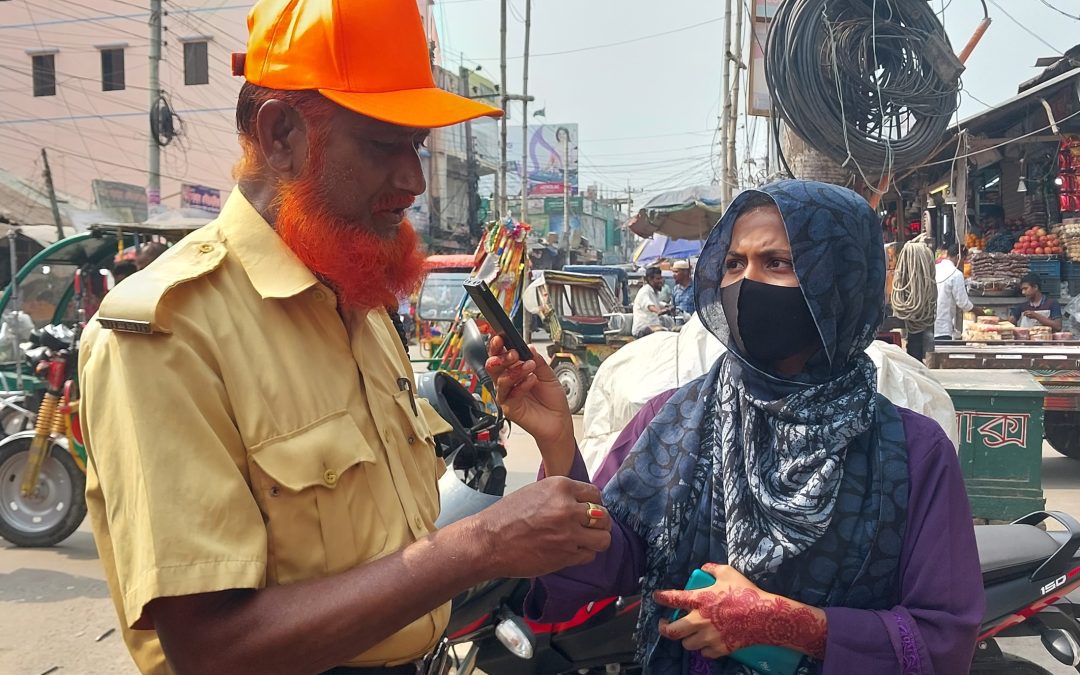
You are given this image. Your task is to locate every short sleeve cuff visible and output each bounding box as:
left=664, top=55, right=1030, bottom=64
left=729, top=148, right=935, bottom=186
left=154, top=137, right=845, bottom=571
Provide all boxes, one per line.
left=125, top=558, right=266, bottom=629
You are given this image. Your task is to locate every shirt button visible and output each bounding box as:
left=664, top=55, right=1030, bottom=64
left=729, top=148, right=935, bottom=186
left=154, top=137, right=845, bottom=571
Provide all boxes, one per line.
left=313, top=290, right=327, bottom=302
left=323, top=469, right=338, bottom=486
left=413, top=515, right=424, bottom=530
left=197, top=243, right=215, bottom=254
left=407, top=435, right=416, bottom=445
left=269, top=486, right=280, bottom=497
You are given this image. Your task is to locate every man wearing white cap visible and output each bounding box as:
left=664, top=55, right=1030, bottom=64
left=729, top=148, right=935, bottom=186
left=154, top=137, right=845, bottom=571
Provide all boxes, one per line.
left=671, top=259, right=695, bottom=315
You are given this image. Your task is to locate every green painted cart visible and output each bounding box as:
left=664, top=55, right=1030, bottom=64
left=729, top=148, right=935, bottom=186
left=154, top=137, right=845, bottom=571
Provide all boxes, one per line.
left=928, top=369, right=1047, bottom=522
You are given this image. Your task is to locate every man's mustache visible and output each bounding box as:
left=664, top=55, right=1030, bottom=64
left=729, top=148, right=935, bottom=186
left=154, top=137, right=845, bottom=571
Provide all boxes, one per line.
left=372, top=194, right=416, bottom=212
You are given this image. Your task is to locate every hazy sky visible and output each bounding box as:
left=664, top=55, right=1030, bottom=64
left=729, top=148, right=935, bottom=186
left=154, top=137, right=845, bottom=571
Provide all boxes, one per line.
left=433, top=0, right=1079, bottom=205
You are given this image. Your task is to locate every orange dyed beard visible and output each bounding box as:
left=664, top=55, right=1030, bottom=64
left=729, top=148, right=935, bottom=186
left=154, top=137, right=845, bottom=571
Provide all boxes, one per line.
left=274, top=171, right=426, bottom=311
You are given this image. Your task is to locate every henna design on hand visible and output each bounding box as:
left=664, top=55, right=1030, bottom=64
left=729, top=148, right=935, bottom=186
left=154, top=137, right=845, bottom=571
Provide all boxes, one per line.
left=693, top=587, right=826, bottom=659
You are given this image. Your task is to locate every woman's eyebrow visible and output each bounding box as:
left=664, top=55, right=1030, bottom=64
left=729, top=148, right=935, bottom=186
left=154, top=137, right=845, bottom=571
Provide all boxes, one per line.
left=757, top=247, right=792, bottom=257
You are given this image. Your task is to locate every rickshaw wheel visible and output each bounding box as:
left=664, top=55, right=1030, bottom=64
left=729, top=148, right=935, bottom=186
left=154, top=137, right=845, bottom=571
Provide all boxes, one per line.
left=0, top=438, right=87, bottom=547
left=554, top=362, right=588, bottom=414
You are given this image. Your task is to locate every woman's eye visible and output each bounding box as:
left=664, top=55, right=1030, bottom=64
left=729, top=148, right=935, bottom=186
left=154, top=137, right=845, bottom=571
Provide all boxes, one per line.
left=724, top=259, right=744, bottom=271
left=769, top=259, right=794, bottom=270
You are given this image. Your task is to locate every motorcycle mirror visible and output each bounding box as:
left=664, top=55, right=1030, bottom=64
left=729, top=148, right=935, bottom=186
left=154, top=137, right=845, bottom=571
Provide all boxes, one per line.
left=460, top=320, right=495, bottom=396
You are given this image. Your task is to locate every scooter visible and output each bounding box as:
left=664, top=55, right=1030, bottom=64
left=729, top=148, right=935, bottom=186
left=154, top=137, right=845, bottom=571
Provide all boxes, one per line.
left=422, top=321, right=1080, bottom=674
left=0, top=322, right=87, bottom=548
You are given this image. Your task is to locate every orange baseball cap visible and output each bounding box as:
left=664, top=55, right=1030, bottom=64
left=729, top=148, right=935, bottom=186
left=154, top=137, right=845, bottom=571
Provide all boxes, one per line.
left=237, top=0, right=502, bottom=129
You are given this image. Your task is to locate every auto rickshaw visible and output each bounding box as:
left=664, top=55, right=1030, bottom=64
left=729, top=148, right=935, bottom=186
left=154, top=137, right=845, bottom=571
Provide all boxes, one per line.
left=524, top=270, right=633, bottom=414
left=0, top=219, right=199, bottom=547
left=416, top=254, right=476, bottom=357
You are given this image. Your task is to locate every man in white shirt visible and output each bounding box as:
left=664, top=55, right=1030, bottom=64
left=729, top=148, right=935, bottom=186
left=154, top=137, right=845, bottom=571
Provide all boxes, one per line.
left=632, top=266, right=671, bottom=337
left=934, top=249, right=973, bottom=340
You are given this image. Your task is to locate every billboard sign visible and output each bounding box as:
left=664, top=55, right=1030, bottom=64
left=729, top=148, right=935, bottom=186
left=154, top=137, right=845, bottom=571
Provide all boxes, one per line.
left=747, top=1, right=776, bottom=117
left=180, top=183, right=223, bottom=214
left=507, top=124, right=579, bottom=197
left=91, top=179, right=148, bottom=223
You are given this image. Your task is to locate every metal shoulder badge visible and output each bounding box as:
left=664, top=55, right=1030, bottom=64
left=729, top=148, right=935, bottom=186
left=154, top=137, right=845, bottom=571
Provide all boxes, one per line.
left=96, top=318, right=153, bottom=334
left=96, top=239, right=225, bottom=334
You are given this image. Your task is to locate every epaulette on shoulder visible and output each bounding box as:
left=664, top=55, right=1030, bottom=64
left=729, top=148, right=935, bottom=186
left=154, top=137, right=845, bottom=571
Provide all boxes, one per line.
left=96, top=238, right=226, bottom=334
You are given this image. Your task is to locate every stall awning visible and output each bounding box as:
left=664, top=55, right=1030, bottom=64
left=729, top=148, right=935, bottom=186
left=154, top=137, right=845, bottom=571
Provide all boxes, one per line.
left=950, top=67, right=1080, bottom=137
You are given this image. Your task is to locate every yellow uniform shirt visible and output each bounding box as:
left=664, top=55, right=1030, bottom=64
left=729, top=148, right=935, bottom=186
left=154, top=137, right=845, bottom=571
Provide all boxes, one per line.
left=80, top=187, right=453, bottom=674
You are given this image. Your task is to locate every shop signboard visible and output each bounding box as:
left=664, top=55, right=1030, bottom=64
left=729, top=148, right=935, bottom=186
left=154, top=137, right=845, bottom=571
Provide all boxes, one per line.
left=180, top=183, right=222, bottom=215
left=91, top=179, right=148, bottom=223
left=543, top=196, right=583, bottom=215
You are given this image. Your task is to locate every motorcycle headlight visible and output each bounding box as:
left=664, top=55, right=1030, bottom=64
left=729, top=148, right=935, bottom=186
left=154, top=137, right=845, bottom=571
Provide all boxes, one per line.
left=495, top=616, right=535, bottom=660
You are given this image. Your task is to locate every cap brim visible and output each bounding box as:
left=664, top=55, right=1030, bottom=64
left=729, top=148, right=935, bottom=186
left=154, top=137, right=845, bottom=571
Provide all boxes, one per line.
left=319, top=87, right=502, bottom=129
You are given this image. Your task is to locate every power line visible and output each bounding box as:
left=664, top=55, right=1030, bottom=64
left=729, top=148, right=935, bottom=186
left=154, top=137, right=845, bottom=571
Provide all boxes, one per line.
left=1039, top=0, right=1080, bottom=20
left=986, top=0, right=1064, bottom=55
left=471, top=17, right=723, bottom=61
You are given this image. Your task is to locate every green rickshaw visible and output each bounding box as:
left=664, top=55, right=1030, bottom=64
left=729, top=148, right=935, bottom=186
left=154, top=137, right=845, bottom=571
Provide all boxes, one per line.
left=0, top=220, right=199, bottom=547
left=525, top=270, right=633, bottom=414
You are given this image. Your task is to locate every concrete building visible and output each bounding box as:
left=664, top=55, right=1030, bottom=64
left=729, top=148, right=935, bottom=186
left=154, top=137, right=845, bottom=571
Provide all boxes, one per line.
left=0, top=1, right=249, bottom=217
left=0, top=0, right=473, bottom=250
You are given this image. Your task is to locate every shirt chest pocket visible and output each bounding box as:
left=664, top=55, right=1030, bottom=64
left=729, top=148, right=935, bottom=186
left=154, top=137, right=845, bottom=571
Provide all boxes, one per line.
left=249, top=412, right=390, bottom=585
left=392, top=390, right=444, bottom=528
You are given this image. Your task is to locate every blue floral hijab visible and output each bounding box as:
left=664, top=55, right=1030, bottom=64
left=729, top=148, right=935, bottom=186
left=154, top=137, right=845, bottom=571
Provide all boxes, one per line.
left=603, top=180, right=910, bottom=674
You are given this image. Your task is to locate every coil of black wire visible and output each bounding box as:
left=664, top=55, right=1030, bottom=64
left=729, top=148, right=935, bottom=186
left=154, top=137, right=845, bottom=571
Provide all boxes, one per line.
left=765, top=0, right=961, bottom=176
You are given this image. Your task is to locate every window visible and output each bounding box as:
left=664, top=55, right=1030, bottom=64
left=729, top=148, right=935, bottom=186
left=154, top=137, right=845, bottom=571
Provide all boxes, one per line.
left=31, top=53, right=55, bottom=97
left=184, top=41, right=209, bottom=85
left=100, top=47, right=125, bottom=91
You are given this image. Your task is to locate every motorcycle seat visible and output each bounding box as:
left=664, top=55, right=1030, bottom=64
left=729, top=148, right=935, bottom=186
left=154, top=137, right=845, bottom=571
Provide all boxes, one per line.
left=978, top=524, right=1063, bottom=584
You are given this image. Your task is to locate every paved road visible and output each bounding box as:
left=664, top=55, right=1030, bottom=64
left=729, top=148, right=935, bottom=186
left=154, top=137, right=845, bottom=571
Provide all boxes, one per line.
left=3, top=418, right=1079, bottom=673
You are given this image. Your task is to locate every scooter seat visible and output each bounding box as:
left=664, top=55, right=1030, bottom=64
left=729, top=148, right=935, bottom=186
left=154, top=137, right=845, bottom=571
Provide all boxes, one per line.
left=978, top=524, right=1062, bottom=584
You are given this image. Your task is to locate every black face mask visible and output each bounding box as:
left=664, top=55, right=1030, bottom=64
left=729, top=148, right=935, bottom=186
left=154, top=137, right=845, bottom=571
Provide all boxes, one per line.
left=720, top=278, right=821, bottom=366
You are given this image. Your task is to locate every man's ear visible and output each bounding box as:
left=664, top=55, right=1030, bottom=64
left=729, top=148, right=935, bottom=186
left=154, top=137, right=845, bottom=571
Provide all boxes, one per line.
left=252, top=99, right=309, bottom=179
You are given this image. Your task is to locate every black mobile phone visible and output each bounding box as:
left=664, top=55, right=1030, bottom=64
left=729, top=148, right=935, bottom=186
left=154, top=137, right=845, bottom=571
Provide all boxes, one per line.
left=463, top=278, right=532, bottom=362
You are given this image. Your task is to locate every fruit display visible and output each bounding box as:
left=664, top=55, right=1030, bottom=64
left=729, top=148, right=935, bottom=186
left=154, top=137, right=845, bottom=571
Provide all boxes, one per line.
left=965, top=232, right=986, bottom=250
left=1060, top=221, right=1080, bottom=260
left=1011, top=226, right=1063, bottom=256
left=1059, top=136, right=1080, bottom=214
left=984, top=233, right=1017, bottom=253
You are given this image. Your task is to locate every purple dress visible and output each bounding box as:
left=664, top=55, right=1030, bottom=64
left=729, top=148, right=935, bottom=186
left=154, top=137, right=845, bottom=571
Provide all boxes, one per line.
left=528, top=391, right=984, bottom=674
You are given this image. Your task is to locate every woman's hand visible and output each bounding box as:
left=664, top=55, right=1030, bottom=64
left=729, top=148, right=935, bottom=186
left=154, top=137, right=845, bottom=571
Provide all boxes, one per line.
left=654, top=563, right=827, bottom=660
left=485, top=335, right=576, bottom=473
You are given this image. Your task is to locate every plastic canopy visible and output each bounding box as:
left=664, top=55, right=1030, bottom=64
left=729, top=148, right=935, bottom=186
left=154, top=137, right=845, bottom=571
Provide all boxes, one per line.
left=632, top=234, right=703, bottom=266
left=626, top=185, right=726, bottom=240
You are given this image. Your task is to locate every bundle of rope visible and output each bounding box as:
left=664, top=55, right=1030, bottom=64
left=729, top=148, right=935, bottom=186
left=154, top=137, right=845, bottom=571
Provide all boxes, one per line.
left=765, top=0, right=961, bottom=178
left=890, top=237, right=937, bottom=332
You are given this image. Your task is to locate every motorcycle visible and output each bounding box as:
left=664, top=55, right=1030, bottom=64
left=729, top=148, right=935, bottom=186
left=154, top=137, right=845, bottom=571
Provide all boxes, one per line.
left=0, top=274, right=90, bottom=548
left=420, top=321, right=1080, bottom=675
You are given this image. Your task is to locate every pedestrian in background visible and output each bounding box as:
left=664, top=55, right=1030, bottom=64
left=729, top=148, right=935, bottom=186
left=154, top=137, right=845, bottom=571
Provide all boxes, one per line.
left=891, top=236, right=937, bottom=361
left=934, top=247, right=973, bottom=340
left=671, top=259, right=695, bottom=315
left=633, top=266, right=673, bottom=337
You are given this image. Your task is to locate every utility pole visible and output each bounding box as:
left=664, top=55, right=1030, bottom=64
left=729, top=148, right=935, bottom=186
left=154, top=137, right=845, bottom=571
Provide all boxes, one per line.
left=719, top=0, right=733, bottom=206
left=727, top=1, right=744, bottom=192
left=519, top=0, right=532, bottom=226
left=498, top=0, right=508, bottom=218
left=148, top=0, right=162, bottom=208
left=559, top=127, right=571, bottom=267
left=40, top=149, right=65, bottom=242
left=459, top=66, right=480, bottom=240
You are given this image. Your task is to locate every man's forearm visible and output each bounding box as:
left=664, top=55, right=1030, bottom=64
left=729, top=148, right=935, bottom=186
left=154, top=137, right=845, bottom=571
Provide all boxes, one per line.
left=156, top=518, right=493, bottom=675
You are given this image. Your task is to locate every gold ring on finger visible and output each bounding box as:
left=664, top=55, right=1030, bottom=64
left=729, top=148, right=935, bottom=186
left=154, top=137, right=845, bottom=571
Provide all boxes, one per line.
left=584, top=502, right=605, bottom=528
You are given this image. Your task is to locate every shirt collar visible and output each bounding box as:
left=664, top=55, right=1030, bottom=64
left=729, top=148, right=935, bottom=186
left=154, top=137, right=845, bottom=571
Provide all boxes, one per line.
left=217, top=187, right=320, bottom=299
